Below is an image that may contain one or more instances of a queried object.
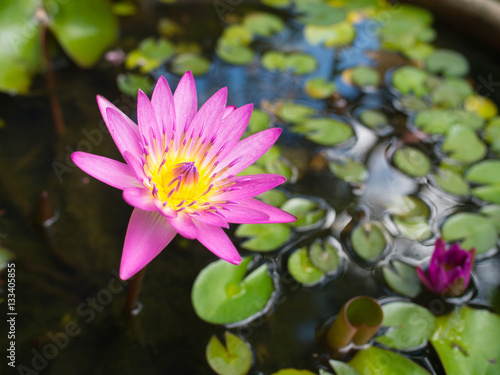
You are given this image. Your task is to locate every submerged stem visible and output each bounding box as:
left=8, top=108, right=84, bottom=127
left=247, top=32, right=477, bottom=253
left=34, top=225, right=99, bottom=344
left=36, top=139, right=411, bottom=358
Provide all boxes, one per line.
left=123, top=267, right=147, bottom=316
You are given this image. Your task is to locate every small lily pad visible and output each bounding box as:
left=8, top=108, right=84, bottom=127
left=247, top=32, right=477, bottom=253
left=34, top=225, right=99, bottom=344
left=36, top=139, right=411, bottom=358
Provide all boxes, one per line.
left=327, top=360, right=361, bottom=375
left=414, top=109, right=484, bottom=134
left=288, top=247, right=325, bottom=286
left=206, top=332, right=252, bottom=375
left=382, top=259, right=422, bottom=298
left=222, top=25, right=253, bottom=46
left=304, top=77, right=337, bottom=99
left=243, top=12, right=285, bottom=37
left=125, top=37, right=175, bottom=73
left=247, top=109, right=271, bottom=135
left=484, top=117, right=500, bottom=154
left=170, top=53, right=210, bottom=76
left=351, top=66, right=380, bottom=88
left=350, top=222, right=387, bottom=261
left=236, top=223, right=291, bottom=252
left=348, top=347, right=431, bottom=374
left=442, top=125, right=487, bottom=164
left=304, top=21, right=355, bottom=46
left=285, top=53, right=317, bottom=75
left=276, top=101, right=316, bottom=124
left=465, top=95, right=499, bottom=120
left=393, top=147, right=431, bottom=177
left=392, top=66, right=429, bottom=98
left=472, top=184, right=500, bottom=204
left=426, top=49, right=469, bottom=77
left=192, top=257, right=274, bottom=324
left=280, top=198, right=327, bottom=229
left=441, top=212, right=497, bottom=255
left=466, top=160, right=500, bottom=185
left=216, top=40, right=254, bottom=65
left=262, top=51, right=287, bottom=71
left=298, top=4, right=346, bottom=25
left=376, top=302, right=435, bottom=351
left=261, top=0, right=291, bottom=9
left=293, top=118, right=354, bottom=146
left=388, top=196, right=432, bottom=241
left=257, top=189, right=288, bottom=207
left=433, top=167, right=470, bottom=196
left=117, top=73, right=154, bottom=96
left=479, top=205, right=500, bottom=232
left=358, top=110, right=389, bottom=129
left=309, top=238, right=341, bottom=273
left=271, top=370, right=316, bottom=375
left=328, top=157, right=368, bottom=184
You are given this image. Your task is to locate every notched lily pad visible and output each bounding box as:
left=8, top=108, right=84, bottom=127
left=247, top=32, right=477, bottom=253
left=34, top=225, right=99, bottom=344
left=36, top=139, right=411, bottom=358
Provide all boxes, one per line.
left=170, top=53, right=210, bottom=76
left=236, top=223, right=291, bottom=252
left=292, top=118, right=354, bottom=146
left=125, top=37, right=175, bottom=73
left=192, top=257, right=274, bottom=324
left=382, top=259, right=422, bottom=298
left=442, top=125, right=486, bottom=164
left=388, top=195, right=432, bottom=241
left=309, top=238, right=341, bottom=274
left=433, top=167, right=469, bottom=196
left=304, top=77, right=337, bottom=99
left=275, top=101, right=316, bottom=124
left=280, top=197, right=328, bottom=229
left=425, top=49, right=469, bottom=77
left=243, top=12, right=285, bottom=37
left=358, top=109, right=389, bottom=130
left=304, top=21, right=355, bottom=46
left=117, top=73, right=154, bottom=96
left=206, top=332, right=252, bottom=375
left=351, top=66, right=380, bottom=88
left=288, top=247, right=325, bottom=286
left=328, top=157, right=368, bottom=184
left=393, top=147, right=431, bottom=177
left=350, top=221, right=388, bottom=262
left=392, top=66, right=429, bottom=98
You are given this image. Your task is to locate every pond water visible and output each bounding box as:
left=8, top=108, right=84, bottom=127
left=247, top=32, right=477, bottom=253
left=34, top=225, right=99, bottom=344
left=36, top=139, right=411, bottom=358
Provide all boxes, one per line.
left=1, top=1, right=500, bottom=375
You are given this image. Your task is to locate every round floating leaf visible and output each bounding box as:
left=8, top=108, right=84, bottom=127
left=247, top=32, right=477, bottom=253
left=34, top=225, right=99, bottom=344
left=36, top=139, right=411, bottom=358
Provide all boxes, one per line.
left=309, top=239, right=341, bottom=273
left=359, top=110, right=389, bottom=129
left=304, top=77, right=336, bottom=99
left=0, top=246, right=15, bottom=270
left=376, top=302, right=435, bottom=350
left=393, top=147, right=431, bottom=177
left=414, top=109, right=484, bottom=134
left=257, top=189, right=288, bottom=207
left=431, top=306, right=500, bottom=375
left=247, top=109, right=271, bottom=135
left=126, top=37, right=176, bottom=73
left=328, top=157, right=368, bottom=184
left=442, top=125, right=487, bottom=164
left=327, top=360, right=361, bottom=375
left=276, top=101, right=316, bottom=124
left=304, top=21, right=355, bottom=46
left=298, top=4, right=347, bottom=25
left=157, top=18, right=183, bottom=37
left=261, top=0, right=291, bottom=9
left=472, top=185, right=500, bottom=204
left=288, top=247, right=325, bottom=286
left=216, top=40, right=254, bottom=65
left=382, top=259, right=422, bottom=298
left=236, top=223, right=291, bottom=252
left=389, top=196, right=432, bottom=241
left=222, top=25, right=253, bottom=45
left=484, top=117, right=500, bottom=154
left=351, top=222, right=387, bottom=261
left=351, top=66, right=380, bottom=87
left=206, top=332, right=252, bottom=375
left=466, top=160, right=500, bottom=185
left=170, top=53, right=210, bottom=76
left=465, top=95, right=499, bottom=120
left=192, top=257, right=274, bottom=324
left=243, top=12, right=285, bottom=37
left=479, top=205, right=500, bottom=232
left=441, top=212, right=497, bottom=255
left=392, top=66, right=429, bottom=98
left=434, top=167, right=469, bottom=196
left=293, top=118, right=354, bottom=146
left=285, top=53, right=317, bottom=75
left=430, top=78, right=473, bottom=108
left=425, top=49, right=469, bottom=77
left=399, top=96, right=429, bottom=112
left=280, top=198, right=327, bottom=228
left=348, top=347, right=431, bottom=374
left=271, top=370, right=316, bottom=375
left=403, top=42, right=434, bottom=62
left=262, top=51, right=287, bottom=71
left=117, top=73, right=154, bottom=96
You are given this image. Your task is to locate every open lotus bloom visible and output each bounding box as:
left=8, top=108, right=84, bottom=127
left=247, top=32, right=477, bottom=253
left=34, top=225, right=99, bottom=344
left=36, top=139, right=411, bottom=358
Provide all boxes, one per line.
left=72, top=72, right=296, bottom=279
left=416, top=238, right=475, bottom=297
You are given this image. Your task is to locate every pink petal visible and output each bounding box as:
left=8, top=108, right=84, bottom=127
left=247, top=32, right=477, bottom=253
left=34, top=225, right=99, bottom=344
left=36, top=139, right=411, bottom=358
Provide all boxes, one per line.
left=137, top=90, right=161, bottom=156
left=123, top=187, right=156, bottom=211
left=222, top=203, right=270, bottom=223
left=120, top=209, right=176, bottom=280
left=71, top=152, right=141, bottom=190
left=215, top=128, right=282, bottom=178
left=195, top=221, right=242, bottom=264
left=416, top=266, right=437, bottom=294
left=151, top=76, right=175, bottom=142
left=153, top=199, right=178, bottom=219
left=97, top=95, right=139, bottom=137
left=167, top=212, right=198, bottom=239
left=106, top=108, right=142, bottom=158
left=123, top=151, right=147, bottom=182
left=216, top=174, right=287, bottom=200
left=223, top=105, right=236, bottom=118
left=173, top=71, right=198, bottom=150
left=194, top=211, right=230, bottom=228
left=236, top=198, right=297, bottom=223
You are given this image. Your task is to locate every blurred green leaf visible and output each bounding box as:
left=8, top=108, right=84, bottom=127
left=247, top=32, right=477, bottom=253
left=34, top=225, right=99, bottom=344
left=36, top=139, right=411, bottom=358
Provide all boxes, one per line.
left=236, top=223, right=291, bottom=252
left=393, top=147, right=431, bottom=177
left=382, top=259, right=422, bottom=298
left=243, top=12, right=285, bottom=37
left=117, top=73, right=153, bottom=96
left=351, top=222, right=387, bottom=261
left=329, top=157, right=368, bottom=184
left=293, top=118, right=353, bottom=146
left=288, top=247, right=324, bottom=285
left=206, top=332, right=252, bottom=375
left=426, top=49, right=469, bottom=77
left=392, top=66, right=429, bottom=98
left=304, top=77, right=336, bottom=99
left=170, top=52, right=210, bottom=76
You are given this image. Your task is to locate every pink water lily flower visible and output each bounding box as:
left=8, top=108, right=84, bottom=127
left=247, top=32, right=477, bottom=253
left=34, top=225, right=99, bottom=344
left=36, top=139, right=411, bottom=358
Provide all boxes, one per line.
left=416, top=238, right=475, bottom=297
left=72, top=72, right=295, bottom=280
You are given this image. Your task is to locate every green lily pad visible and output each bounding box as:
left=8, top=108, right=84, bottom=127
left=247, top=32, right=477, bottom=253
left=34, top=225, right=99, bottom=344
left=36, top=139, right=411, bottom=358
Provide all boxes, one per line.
left=253, top=146, right=293, bottom=180
left=393, top=147, right=431, bottom=177
left=348, top=346, right=431, bottom=374
left=222, top=25, right=253, bottom=46
left=236, top=223, right=291, bottom=252
left=425, top=49, right=469, bottom=77
left=309, top=238, right=341, bottom=273
left=472, top=184, right=500, bottom=204
left=0, top=246, right=15, bottom=270
left=403, top=42, right=435, bottom=62
left=351, top=66, right=380, bottom=88
left=247, top=109, right=271, bottom=135
left=157, top=18, right=183, bottom=37
left=304, top=77, right=337, bottom=99
left=465, top=95, right=498, bottom=120
left=431, top=306, right=500, bottom=375
left=466, top=160, right=500, bottom=185
left=434, top=167, right=470, bottom=196
left=382, top=259, right=422, bottom=298
left=392, top=66, right=429, bottom=98
left=484, top=117, right=500, bottom=154
left=327, top=360, right=361, bottom=375
left=298, top=4, right=347, bottom=26
left=117, top=73, right=154, bottom=96
left=288, top=247, right=325, bottom=286
left=328, top=157, right=368, bottom=184
left=262, top=51, right=287, bottom=71
left=261, top=0, right=291, bottom=9
left=376, top=302, right=435, bottom=350
left=441, top=212, right=497, bottom=255
left=359, top=109, right=389, bottom=129
left=125, top=37, right=175, bottom=73
left=206, top=332, right=252, bottom=375
left=351, top=222, right=387, bottom=261
left=276, top=101, right=316, bottom=124
left=257, top=189, right=288, bottom=207
left=430, top=78, right=473, bottom=108
left=479, top=205, right=500, bottom=232
left=280, top=198, right=327, bottom=229
left=304, top=21, right=355, bottom=46
left=442, top=125, right=487, bottom=164
left=192, top=257, right=274, bottom=324
left=170, top=53, right=210, bottom=76
left=293, top=118, right=354, bottom=146
left=216, top=40, right=254, bottom=65
left=285, top=53, right=317, bottom=75
left=388, top=196, right=432, bottom=241
left=271, top=370, right=316, bottom=375
left=243, top=12, right=285, bottom=37
left=414, top=109, right=484, bottom=134
left=399, top=96, right=429, bottom=112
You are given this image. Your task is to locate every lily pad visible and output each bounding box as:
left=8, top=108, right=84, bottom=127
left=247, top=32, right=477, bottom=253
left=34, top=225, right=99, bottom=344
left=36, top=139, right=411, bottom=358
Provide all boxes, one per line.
left=328, top=157, right=368, bottom=184
left=276, top=101, right=316, bottom=124
left=257, top=189, right=288, bottom=207
left=261, top=0, right=291, bottom=9
left=292, top=118, right=354, bottom=146
left=388, top=196, right=432, bottom=241
left=262, top=51, right=287, bottom=71
left=376, top=302, right=435, bottom=351
left=243, top=12, right=285, bottom=37
left=359, top=109, right=389, bottom=129
left=247, top=109, right=271, bottom=135
left=280, top=198, right=327, bottom=229
left=191, top=257, right=274, bottom=324
left=431, top=306, right=500, bottom=375
left=236, top=223, right=291, bottom=252
left=382, top=259, right=422, bottom=298
left=309, top=238, right=341, bottom=273
left=285, top=53, right=317, bottom=75
left=348, top=347, right=431, bottom=374
left=472, top=185, right=500, bottom=204
left=304, top=77, right=336, bottom=99
left=288, top=247, right=325, bottom=286
left=442, top=125, right=487, bottom=164
left=425, top=49, right=469, bottom=77
left=327, top=360, right=361, bottom=375
left=392, top=66, right=429, bottom=98
left=0, top=246, right=15, bottom=270
left=271, top=370, right=315, bottom=375
left=465, top=95, right=499, bottom=120
left=350, top=221, right=387, bottom=261
left=216, top=40, right=254, bottom=65
left=125, top=37, right=175, bottom=73
left=117, top=73, right=154, bottom=96
left=206, top=332, right=253, bottom=375
left=170, top=53, right=210, bottom=76
left=433, top=167, right=470, bottom=196
left=414, top=109, right=484, bottom=134
left=393, top=147, right=431, bottom=177
left=466, top=160, right=500, bottom=185
left=222, top=25, right=253, bottom=45
left=304, top=21, right=355, bottom=46
left=479, top=205, right=500, bottom=232
left=484, top=117, right=500, bottom=154
left=351, top=66, right=380, bottom=88
left=441, top=212, right=497, bottom=255
left=298, top=4, right=346, bottom=26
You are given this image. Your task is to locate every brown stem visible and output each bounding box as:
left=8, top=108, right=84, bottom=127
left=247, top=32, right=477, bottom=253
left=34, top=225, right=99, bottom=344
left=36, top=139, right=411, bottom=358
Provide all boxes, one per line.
left=41, top=25, right=66, bottom=136
left=123, top=267, right=147, bottom=316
